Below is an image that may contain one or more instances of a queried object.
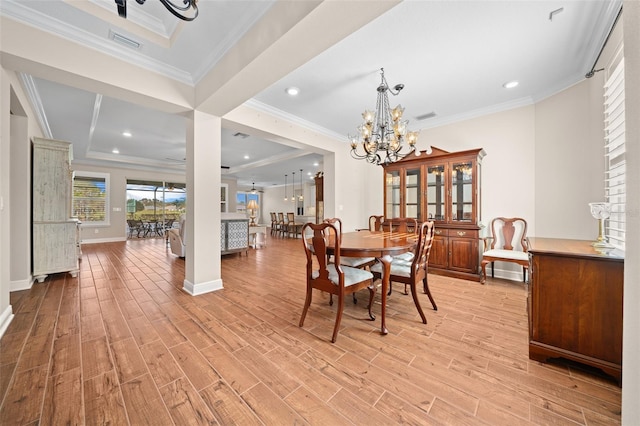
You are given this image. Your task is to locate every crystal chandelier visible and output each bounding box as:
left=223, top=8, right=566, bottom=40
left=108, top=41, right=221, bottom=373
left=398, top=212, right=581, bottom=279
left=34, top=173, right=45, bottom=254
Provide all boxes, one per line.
left=349, top=68, right=419, bottom=165
left=115, top=0, right=199, bottom=21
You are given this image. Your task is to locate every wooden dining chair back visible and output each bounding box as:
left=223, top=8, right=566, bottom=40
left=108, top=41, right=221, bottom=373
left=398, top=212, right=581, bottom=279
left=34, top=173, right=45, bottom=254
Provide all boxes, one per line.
left=369, top=215, right=385, bottom=231
left=277, top=212, right=287, bottom=237
left=299, top=222, right=376, bottom=342
left=287, top=212, right=303, bottom=238
left=381, top=217, right=418, bottom=234
left=481, top=217, right=529, bottom=284
left=270, top=212, right=278, bottom=235
left=324, top=217, right=377, bottom=305
left=370, top=221, right=437, bottom=324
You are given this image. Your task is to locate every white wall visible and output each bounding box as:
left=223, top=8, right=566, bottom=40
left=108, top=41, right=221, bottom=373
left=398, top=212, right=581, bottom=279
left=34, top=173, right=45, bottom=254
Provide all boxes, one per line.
left=535, top=79, right=605, bottom=240
left=419, top=105, right=536, bottom=235
left=622, top=0, right=639, bottom=421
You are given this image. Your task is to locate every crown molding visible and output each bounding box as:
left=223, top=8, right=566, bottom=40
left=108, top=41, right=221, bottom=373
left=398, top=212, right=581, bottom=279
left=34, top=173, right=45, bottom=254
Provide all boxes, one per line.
left=18, top=73, right=53, bottom=139
left=244, top=98, right=345, bottom=143
left=1, top=0, right=193, bottom=84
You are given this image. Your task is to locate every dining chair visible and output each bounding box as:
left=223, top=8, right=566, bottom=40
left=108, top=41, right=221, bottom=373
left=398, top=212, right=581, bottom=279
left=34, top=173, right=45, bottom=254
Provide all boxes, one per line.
left=381, top=218, right=419, bottom=293
left=370, top=221, right=437, bottom=324
left=369, top=215, right=385, bottom=231
left=269, top=212, right=278, bottom=236
left=277, top=212, right=287, bottom=237
left=287, top=212, right=303, bottom=238
left=324, top=217, right=377, bottom=304
left=299, top=222, right=376, bottom=342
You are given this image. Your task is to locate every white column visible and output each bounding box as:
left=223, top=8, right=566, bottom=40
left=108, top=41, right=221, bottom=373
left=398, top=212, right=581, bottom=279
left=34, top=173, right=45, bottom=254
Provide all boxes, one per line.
left=183, top=110, right=223, bottom=295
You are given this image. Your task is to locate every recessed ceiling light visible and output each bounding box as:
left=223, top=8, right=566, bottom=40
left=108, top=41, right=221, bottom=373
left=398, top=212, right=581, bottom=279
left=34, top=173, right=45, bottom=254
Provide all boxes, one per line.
left=122, top=131, right=132, bottom=137
left=503, top=81, right=519, bottom=89
left=313, top=162, right=319, bottom=167
left=244, top=155, right=249, bottom=159
left=112, top=148, right=120, bottom=154
left=285, top=87, right=300, bottom=96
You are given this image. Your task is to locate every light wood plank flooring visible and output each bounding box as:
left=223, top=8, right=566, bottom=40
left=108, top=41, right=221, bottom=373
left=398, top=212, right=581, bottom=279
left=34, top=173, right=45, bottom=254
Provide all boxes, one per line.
left=0, top=233, right=621, bottom=425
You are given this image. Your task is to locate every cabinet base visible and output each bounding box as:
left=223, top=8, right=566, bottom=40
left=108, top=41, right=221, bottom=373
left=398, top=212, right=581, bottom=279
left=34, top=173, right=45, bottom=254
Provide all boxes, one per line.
left=429, top=268, right=481, bottom=282
left=529, top=341, right=621, bottom=386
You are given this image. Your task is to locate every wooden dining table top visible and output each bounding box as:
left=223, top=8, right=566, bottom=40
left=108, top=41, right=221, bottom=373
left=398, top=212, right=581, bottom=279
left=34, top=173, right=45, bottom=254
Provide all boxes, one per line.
left=337, top=230, right=417, bottom=257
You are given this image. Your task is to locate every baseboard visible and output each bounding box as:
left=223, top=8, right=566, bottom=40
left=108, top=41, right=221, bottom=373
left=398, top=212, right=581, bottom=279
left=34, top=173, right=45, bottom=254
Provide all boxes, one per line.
left=80, top=236, right=128, bottom=244
left=489, top=266, right=528, bottom=283
left=10, top=277, right=33, bottom=292
left=183, top=278, right=223, bottom=296
left=0, top=305, right=15, bottom=339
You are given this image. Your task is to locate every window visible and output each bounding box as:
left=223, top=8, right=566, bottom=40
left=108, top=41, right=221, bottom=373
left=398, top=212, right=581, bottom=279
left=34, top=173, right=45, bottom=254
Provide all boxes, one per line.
left=604, top=58, right=625, bottom=250
left=73, top=171, right=109, bottom=226
left=236, top=191, right=259, bottom=213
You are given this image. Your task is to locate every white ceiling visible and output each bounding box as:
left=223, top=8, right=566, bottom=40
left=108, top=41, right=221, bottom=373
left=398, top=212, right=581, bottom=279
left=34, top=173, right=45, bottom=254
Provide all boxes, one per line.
left=0, top=0, right=622, bottom=190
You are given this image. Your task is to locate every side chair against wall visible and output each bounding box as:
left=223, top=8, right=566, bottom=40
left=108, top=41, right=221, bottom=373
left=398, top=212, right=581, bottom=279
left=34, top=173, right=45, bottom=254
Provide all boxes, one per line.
left=287, top=212, right=303, bottom=238
left=324, top=217, right=377, bottom=305
left=370, top=221, right=438, bottom=324
left=480, top=217, right=529, bottom=284
left=299, top=222, right=376, bottom=343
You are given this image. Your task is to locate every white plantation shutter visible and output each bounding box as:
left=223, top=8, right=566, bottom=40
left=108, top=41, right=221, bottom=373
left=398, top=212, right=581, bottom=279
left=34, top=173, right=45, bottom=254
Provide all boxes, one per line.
left=73, top=172, right=109, bottom=225
left=603, top=58, right=625, bottom=250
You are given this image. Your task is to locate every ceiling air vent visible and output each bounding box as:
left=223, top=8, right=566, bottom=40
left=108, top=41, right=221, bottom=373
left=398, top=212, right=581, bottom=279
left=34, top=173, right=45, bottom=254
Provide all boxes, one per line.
left=415, top=112, right=437, bottom=121
left=233, top=132, right=249, bottom=139
left=109, top=30, right=142, bottom=49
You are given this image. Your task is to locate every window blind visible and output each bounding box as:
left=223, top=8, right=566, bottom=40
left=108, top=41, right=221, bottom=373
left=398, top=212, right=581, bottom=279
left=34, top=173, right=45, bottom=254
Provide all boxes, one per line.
left=73, top=175, right=107, bottom=223
left=604, top=58, right=625, bottom=250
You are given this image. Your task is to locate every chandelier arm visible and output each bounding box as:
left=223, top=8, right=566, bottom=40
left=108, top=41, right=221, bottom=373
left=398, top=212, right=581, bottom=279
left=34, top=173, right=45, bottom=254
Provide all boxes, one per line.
left=158, top=0, right=198, bottom=20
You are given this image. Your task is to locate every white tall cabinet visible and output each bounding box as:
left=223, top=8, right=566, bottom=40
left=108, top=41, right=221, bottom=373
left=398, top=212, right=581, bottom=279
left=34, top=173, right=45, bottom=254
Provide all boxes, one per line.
left=32, top=138, right=79, bottom=282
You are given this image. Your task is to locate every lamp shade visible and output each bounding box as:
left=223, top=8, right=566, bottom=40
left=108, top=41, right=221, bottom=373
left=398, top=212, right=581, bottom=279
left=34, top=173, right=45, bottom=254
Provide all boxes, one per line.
left=247, top=200, right=259, bottom=210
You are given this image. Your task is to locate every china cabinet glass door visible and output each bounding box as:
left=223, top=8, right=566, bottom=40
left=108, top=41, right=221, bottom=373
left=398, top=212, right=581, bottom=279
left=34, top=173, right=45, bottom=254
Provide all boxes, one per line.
left=451, top=161, right=473, bottom=222
left=385, top=170, right=401, bottom=218
left=427, top=165, right=445, bottom=221
left=404, top=167, right=421, bottom=219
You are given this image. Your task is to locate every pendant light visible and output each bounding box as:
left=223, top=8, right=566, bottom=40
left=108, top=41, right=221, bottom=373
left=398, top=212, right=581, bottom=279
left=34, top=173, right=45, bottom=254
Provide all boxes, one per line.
left=250, top=182, right=257, bottom=194
left=299, top=169, right=304, bottom=201
left=284, top=174, right=288, bottom=201
left=291, top=171, right=296, bottom=203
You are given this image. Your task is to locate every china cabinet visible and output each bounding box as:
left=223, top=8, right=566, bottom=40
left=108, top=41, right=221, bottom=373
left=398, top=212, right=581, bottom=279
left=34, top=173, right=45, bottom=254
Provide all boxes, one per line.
left=32, top=138, right=79, bottom=282
left=383, top=147, right=485, bottom=280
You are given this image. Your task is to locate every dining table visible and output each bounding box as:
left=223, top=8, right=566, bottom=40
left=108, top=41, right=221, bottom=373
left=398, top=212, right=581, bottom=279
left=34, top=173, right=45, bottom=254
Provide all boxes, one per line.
left=337, top=230, right=417, bottom=335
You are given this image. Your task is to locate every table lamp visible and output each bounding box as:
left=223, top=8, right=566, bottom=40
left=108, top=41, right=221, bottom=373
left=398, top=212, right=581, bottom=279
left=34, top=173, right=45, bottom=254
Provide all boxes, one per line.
left=247, top=199, right=259, bottom=226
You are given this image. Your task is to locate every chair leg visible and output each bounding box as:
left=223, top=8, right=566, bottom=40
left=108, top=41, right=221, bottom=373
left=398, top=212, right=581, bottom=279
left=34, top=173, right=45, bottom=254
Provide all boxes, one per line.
left=410, top=282, right=427, bottom=324
left=491, top=261, right=495, bottom=278
left=331, top=295, right=345, bottom=343
left=523, top=266, right=527, bottom=283
left=480, top=260, right=488, bottom=284
left=423, top=276, right=438, bottom=311
left=387, top=282, right=393, bottom=296
left=299, top=286, right=313, bottom=327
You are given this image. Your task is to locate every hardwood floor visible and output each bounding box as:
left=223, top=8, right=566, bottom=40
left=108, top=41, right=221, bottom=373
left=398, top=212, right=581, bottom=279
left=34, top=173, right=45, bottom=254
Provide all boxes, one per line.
left=0, top=234, right=621, bottom=425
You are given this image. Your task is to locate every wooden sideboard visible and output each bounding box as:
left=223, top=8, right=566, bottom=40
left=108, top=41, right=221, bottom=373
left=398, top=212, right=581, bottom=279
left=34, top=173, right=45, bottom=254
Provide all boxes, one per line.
left=528, top=237, right=623, bottom=383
